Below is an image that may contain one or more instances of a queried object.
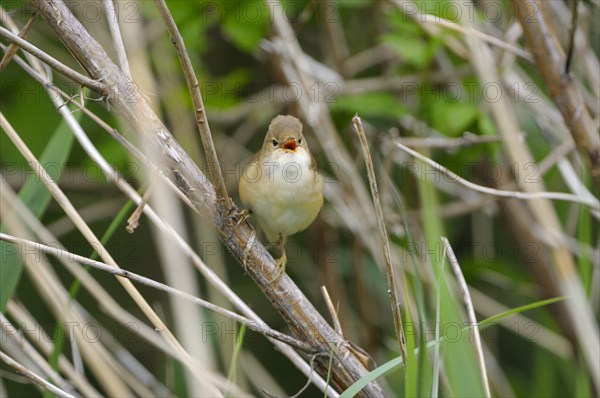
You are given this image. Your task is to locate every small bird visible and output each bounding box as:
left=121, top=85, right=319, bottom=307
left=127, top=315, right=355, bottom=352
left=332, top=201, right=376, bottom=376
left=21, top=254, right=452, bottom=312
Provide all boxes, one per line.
left=239, top=115, right=324, bottom=278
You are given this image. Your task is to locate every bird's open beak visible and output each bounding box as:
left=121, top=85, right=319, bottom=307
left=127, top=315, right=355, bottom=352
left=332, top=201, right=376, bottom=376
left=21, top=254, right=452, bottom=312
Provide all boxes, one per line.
left=282, top=139, right=297, bottom=152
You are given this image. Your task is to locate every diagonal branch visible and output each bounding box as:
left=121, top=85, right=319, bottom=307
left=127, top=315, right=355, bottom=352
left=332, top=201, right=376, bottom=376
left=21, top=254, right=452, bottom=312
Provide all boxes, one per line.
left=29, top=1, right=381, bottom=395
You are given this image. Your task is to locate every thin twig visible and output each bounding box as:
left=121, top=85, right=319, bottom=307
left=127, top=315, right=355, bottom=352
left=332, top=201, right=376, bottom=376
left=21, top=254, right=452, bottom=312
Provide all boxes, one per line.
left=0, top=233, right=315, bottom=354
left=0, top=314, right=77, bottom=396
left=5, top=302, right=101, bottom=397
left=7, top=48, right=335, bottom=394
left=0, top=184, right=142, bottom=396
left=0, top=8, right=36, bottom=71
left=153, top=0, right=230, bottom=208
left=26, top=1, right=360, bottom=394
left=395, top=141, right=600, bottom=210
left=127, top=186, right=152, bottom=233
left=0, top=351, right=77, bottom=398
left=102, top=0, right=131, bottom=79
left=0, top=27, right=106, bottom=93
left=393, top=132, right=510, bottom=149
left=352, top=115, right=408, bottom=366
left=458, top=3, right=600, bottom=389
left=441, top=237, right=491, bottom=398
left=393, top=4, right=534, bottom=62
left=321, top=286, right=343, bottom=338
left=0, top=113, right=211, bottom=389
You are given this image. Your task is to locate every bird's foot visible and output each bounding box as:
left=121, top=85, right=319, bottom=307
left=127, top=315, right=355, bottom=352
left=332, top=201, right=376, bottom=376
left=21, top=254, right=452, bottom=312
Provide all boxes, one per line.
left=224, top=206, right=252, bottom=226
left=269, top=254, right=287, bottom=283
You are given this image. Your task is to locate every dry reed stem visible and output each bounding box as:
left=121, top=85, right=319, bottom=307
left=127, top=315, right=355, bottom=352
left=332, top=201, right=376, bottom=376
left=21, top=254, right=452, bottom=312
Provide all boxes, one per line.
left=394, top=141, right=599, bottom=210
left=5, top=301, right=102, bottom=397
left=0, top=27, right=106, bottom=93
left=153, top=0, right=230, bottom=208
left=1, top=113, right=223, bottom=393
left=0, top=233, right=315, bottom=353
left=23, top=1, right=372, bottom=394
left=0, top=8, right=36, bottom=71
left=0, top=351, right=76, bottom=398
left=352, top=115, right=408, bottom=366
left=442, top=237, right=491, bottom=398
left=456, top=1, right=599, bottom=389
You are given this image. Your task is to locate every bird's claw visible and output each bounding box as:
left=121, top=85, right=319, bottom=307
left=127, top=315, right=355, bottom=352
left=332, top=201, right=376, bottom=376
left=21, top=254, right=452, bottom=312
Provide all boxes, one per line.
left=269, top=254, right=287, bottom=283
left=236, top=208, right=251, bottom=225
left=224, top=206, right=252, bottom=226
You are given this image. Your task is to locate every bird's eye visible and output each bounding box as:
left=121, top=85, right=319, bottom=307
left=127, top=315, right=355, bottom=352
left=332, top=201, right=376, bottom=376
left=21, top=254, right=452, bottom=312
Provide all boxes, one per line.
left=272, top=139, right=278, bottom=147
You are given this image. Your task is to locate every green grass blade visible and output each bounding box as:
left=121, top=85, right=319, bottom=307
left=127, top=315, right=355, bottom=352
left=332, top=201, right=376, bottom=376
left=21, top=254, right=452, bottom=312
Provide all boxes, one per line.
left=49, top=198, right=134, bottom=370
left=340, top=356, right=404, bottom=398
left=403, top=281, right=417, bottom=398
left=417, top=158, right=485, bottom=397
left=341, top=296, right=565, bottom=397
left=478, top=296, right=565, bottom=327
left=226, top=323, right=246, bottom=398
left=324, top=347, right=335, bottom=398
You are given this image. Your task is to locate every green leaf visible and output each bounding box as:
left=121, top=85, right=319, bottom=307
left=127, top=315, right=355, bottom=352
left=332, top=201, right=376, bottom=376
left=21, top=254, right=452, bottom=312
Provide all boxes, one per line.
left=381, top=10, right=438, bottom=68
left=340, top=356, right=404, bottom=398
left=478, top=112, right=496, bottom=136
left=0, top=113, right=77, bottom=310
left=479, top=296, right=565, bottom=326
left=382, top=33, right=433, bottom=68
left=226, top=323, right=246, bottom=397
left=202, top=69, right=252, bottom=109
left=430, top=100, right=479, bottom=136
left=403, top=284, right=417, bottom=398
left=221, top=1, right=268, bottom=52
left=331, top=92, right=406, bottom=119
left=341, top=296, right=565, bottom=397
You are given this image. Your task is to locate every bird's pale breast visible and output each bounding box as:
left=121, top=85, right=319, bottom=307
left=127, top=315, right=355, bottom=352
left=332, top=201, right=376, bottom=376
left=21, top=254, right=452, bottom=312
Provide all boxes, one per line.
left=239, top=148, right=323, bottom=242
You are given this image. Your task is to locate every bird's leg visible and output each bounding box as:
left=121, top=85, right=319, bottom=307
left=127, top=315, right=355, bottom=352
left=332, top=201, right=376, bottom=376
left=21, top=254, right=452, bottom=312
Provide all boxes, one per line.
left=274, top=233, right=287, bottom=279
left=234, top=208, right=252, bottom=225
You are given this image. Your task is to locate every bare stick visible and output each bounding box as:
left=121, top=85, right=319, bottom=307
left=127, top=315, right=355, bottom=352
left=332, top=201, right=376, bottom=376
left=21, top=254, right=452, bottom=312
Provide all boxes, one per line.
left=352, top=115, right=408, bottom=366
left=102, top=0, right=131, bottom=78
left=0, top=314, right=76, bottom=395
left=3, top=52, right=337, bottom=396
left=393, top=132, right=510, bottom=149
left=393, top=3, right=534, bottom=62
left=441, top=237, right=491, bottom=398
left=0, top=232, right=315, bottom=354
left=321, top=286, right=343, bottom=338
left=28, top=1, right=373, bottom=393
left=0, top=113, right=213, bottom=389
left=0, top=27, right=106, bottom=93
left=153, top=0, right=230, bottom=208
left=395, top=141, right=600, bottom=210
left=0, top=351, right=77, bottom=398
left=0, top=8, right=36, bottom=71
left=127, top=186, right=152, bottom=233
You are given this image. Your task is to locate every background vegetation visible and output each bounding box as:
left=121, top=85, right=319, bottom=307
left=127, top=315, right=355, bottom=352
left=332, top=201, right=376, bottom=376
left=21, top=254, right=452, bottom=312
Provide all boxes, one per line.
left=1, top=0, right=598, bottom=397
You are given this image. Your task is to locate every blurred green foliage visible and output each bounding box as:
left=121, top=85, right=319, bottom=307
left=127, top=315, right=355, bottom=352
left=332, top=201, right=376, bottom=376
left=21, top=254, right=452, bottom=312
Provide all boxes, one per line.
left=1, top=0, right=597, bottom=397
